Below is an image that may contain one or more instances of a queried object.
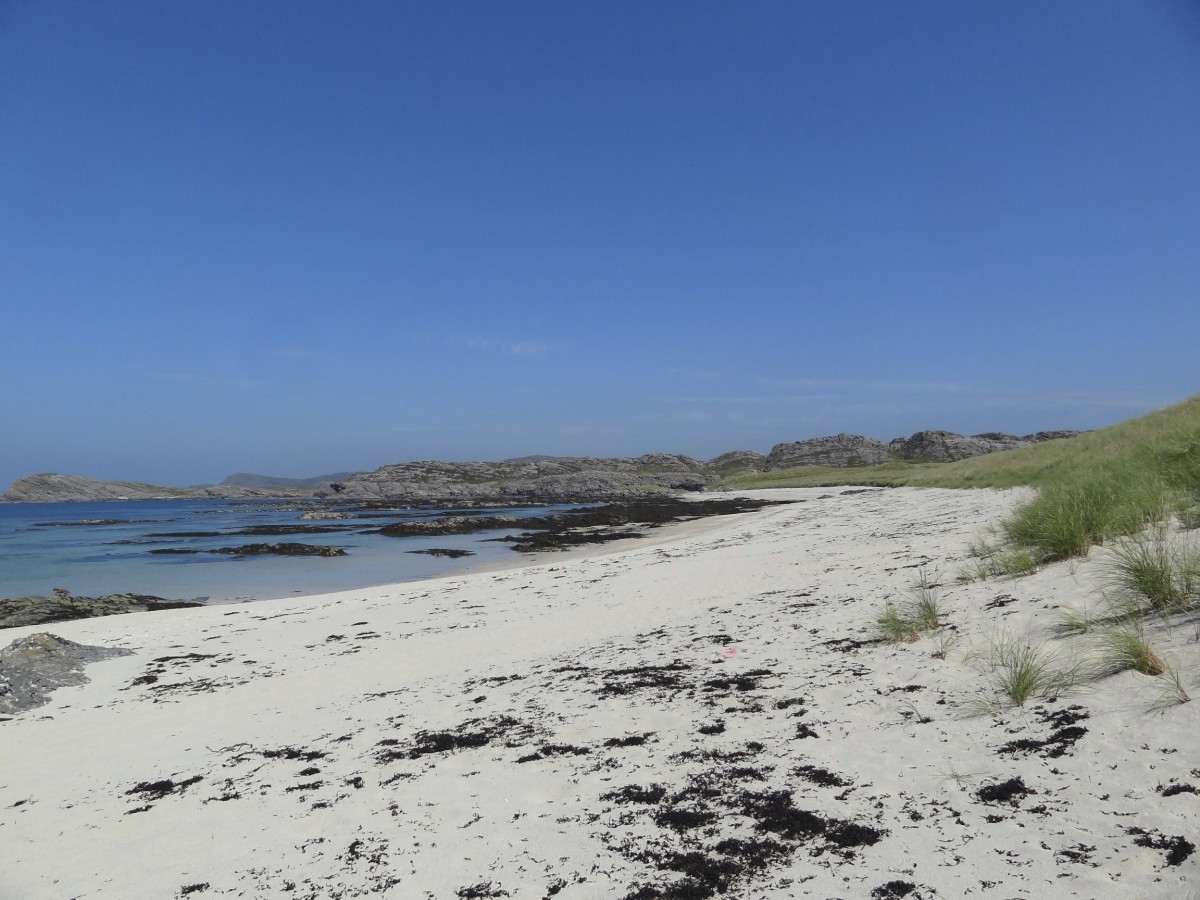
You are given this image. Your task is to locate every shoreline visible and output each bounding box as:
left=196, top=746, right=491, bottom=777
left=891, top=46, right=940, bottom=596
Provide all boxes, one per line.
left=3, top=486, right=1197, bottom=898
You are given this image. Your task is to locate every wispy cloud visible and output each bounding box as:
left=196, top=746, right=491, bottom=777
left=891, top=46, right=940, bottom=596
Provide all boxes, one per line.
left=445, top=335, right=551, bottom=356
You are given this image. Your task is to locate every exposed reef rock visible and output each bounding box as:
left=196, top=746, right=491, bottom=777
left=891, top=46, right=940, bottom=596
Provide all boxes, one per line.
left=376, top=497, right=788, bottom=552
left=0, top=633, right=134, bottom=714
left=148, top=543, right=348, bottom=558
left=0, top=594, right=204, bottom=630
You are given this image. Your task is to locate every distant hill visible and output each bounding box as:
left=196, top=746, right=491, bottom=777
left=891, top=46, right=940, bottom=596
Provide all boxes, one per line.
left=2, top=428, right=1084, bottom=503
left=219, top=472, right=360, bottom=490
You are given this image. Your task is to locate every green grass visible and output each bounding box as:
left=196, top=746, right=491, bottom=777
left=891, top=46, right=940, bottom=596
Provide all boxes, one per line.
left=1091, top=621, right=1166, bottom=677
left=981, top=633, right=1080, bottom=707
left=877, top=574, right=944, bottom=643
left=1107, top=532, right=1200, bottom=613
left=723, top=394, right=1200, bottom=564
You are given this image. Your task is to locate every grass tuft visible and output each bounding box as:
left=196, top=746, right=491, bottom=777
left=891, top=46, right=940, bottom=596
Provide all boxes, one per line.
left=1106, top=532, right=1200, bottom=613
left=1152, top=662, right=1194, bottom=711
left=877, top=573, right=944, bottom=643
left=1091, top=621, right=1166, bottom=677
left=981, top=633, right=1079, bottom=708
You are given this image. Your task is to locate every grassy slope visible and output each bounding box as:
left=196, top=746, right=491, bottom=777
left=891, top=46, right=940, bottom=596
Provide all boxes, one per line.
left=723, top=394, right=1200, bottom=560
left=722, top=395, right=1200, bottom=492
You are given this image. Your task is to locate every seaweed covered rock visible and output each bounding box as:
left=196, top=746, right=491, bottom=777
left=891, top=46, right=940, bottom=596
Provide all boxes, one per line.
left=0, top=593, right=203, bottom=629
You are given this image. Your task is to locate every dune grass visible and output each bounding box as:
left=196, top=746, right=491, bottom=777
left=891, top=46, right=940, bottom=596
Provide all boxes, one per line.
left=725, top=395, right=1200, bottom=564
left=1106, top=531, right=1200, bottom=613
left=979, top=632, right=1081, bottom=708
left=877, top=572, right=944, bottom=643
left=1091, top=621, right=1166, bottom=677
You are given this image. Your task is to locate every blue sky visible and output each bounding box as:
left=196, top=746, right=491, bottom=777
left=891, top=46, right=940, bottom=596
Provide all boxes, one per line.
left=2, top=1, right=1198, bottom=487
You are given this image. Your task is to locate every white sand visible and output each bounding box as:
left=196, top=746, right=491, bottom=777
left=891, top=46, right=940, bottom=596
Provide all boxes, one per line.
left=2, top=487, right=1197, bottom=899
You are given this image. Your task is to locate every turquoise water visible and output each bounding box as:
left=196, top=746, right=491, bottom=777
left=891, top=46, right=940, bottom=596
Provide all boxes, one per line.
left=0, top=499, right=561, bottom=603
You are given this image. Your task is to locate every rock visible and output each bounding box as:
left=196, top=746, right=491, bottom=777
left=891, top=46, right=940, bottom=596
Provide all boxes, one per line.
left=372, top=516, right=523, bottom=538
left=888, top=431, right=1017, bottom=462
left=5, top=432, right=1085, bottom=504
left=219, top=472, right=360, bottom=489
left=0, top=594, right=204, bottom=629
left=298, top=510, right=354, bottom=520
left=406, top=548, right=475, bottom=558
left=0, top=633, right=134, bottom=714
left=889, top=429, right=1082, bottom=462
left=312, top=454, right=713, bottom=504
left=767, top=434, right=894, bottom=469
left=206, top=543, right=348, bottom=558
left=1022, top=430, right=1082, bottom=443
left=706, top=451, right=769, bottom=477
left=1, top=473, right=315, bottom=503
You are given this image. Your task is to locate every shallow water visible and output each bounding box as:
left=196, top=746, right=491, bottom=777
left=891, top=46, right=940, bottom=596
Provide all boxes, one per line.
left=0, top=498, right=562, bottom=603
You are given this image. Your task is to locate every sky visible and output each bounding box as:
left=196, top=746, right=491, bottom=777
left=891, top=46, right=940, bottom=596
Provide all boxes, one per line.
left=2, top=1, right=1198, bottom=487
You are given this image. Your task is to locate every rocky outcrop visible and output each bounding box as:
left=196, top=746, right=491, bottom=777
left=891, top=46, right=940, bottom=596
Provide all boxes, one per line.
left=767, top=434, right=894, bottom=469
left=220, top=472, right=360, bottom=490
left=0, top=594, right=204, bottom=629
left=889, top=431, right=1018, bottom=462
left=0, top=633, right=133, bottom=714
left=313, top=454, right=711, bottom=504
left=764, top=429, right=1082, bottom=469
left=1, top=474, right=197, bottom=503
left=4, top=432, right=1083, bottom=503
left=706, top=450, right=770, bottom=477
left=889, top=430, right=1083, bottom=463
left=1, top=473, right=316, bottom=503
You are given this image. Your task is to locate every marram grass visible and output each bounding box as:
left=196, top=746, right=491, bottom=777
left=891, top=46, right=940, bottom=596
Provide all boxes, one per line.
left=724, top=395, right=1200, bottom=564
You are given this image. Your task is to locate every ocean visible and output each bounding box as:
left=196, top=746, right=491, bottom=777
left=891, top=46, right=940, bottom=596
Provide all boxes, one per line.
left=0, top=498, right=568, bottom=603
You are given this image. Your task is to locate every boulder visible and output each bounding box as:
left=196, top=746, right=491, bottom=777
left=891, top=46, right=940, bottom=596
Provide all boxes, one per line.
left=0, top=633, right=133, bottom=714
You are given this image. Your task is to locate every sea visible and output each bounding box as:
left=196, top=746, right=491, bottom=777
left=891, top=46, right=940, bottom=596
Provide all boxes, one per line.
left=0, top=498, right=572, bottom=604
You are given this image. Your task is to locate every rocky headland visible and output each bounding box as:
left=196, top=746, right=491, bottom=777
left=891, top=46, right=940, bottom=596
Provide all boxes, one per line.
left=2, top=430, right=1080, bottom=504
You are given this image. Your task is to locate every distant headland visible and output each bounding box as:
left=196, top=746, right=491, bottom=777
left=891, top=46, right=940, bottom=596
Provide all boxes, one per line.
left=1, top=429, right=1079, bottom=504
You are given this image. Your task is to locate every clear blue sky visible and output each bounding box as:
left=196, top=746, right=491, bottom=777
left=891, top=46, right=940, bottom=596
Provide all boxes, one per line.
left=2, top=1, right=1198, bottom=487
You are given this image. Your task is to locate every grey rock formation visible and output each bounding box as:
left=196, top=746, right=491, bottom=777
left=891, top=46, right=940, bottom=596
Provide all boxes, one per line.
left=4, top=432, right=1083, bottom=503
left=1, top=473, right=197, bottom=503
left=767, top=434, right=894, bottom=469
left=888, top=431, right=1014, bottom=462
left=0, top=594, right=204, bottom=629
left=890, top=430, right=1083, bottom=462
left=220, top=472, right=360, bottom=489
left=0, top=633, right=133, bottom=714
left=312, top=454, right=710, bottom=503
left=1021, top=430, right=1082, bottom=443
left=0, top=473, right=316, bottom=503
left=706, top=450, right=770, bottom=477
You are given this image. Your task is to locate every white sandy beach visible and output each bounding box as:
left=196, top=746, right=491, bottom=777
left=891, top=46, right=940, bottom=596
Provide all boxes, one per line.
left=2, top=487, right=1197, bottom=899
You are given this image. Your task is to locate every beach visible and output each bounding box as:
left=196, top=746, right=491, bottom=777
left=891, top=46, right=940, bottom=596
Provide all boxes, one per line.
left=2, top=487, right=1197, bottom=898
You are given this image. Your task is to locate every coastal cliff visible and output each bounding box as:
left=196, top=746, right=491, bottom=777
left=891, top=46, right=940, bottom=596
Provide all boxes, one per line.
left=2, top=430, right=1081, bottom=503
